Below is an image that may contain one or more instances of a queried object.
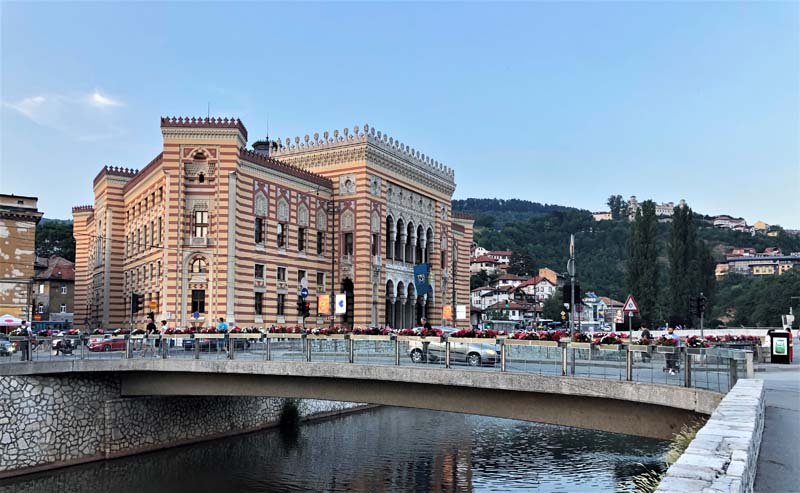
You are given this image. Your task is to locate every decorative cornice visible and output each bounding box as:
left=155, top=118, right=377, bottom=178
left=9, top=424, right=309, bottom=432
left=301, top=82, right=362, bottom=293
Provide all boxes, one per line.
left=160, top=116, right=248, bottom=141
left=123, top=153, right=164, bottom=193
left=93, top=165, right=138, bottom=187
left=239, top=148, right=332, bottom=189
left=72, top=205, right=94, bottom=213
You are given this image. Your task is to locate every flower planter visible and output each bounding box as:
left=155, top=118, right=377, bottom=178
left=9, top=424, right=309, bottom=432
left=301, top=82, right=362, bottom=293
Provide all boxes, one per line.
left=349, top=335, right=392, bottom=342
left=266, top=333, right=303, bottom=339
left=448, top=337, right=499, bottom=345
left=504, top=339, right=558, bottom=347
left=111, top=335, right=128, bottom=340
left=229, top=333, right=259, bottom=339
left=596, top=344, right=622, bottom=351
left=656, top=345, right=678, bottom=354
left=627, top=344, right=651, bottom=353
left=307, top=334, right=347, bottom=340
left=197, top=333, right=225, bottom=339
left=568, top=342, right=592, bottom=349
left=130, top=334, right=146, bottom=340
left=686, top=347, right=707, bottom=355
left=397, top=335, right=443, bottom=343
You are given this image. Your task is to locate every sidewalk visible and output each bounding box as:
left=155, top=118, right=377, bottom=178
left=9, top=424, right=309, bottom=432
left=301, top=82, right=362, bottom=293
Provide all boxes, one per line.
left=753, top=352, right=799, bottom=493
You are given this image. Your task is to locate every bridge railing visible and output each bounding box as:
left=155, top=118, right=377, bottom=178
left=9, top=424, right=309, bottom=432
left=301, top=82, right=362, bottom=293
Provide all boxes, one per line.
left=1, top=334, right=752, bottom=393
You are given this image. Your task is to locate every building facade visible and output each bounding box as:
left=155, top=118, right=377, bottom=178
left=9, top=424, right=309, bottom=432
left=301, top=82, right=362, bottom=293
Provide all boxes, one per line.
left=0, top=195, right=43, bottom=319
left=32, top=256, right=75, bottom=325
left=73, top=117, right=472, bottom=330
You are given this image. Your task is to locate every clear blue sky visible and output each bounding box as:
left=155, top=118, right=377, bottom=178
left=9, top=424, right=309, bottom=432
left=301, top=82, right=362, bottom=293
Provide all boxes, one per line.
left=2, top=2, right=798, bottom=227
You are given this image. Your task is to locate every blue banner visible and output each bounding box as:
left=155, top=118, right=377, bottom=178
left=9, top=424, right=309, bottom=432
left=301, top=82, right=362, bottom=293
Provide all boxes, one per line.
left=413, top=263, right=432, bottom=294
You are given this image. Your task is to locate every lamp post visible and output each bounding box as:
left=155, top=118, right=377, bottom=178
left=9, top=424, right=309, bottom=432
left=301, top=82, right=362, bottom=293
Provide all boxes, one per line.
left=567, top=234, right=576, bottom=375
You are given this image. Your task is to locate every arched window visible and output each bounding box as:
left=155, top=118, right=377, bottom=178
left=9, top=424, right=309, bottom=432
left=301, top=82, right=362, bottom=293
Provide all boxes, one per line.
left=277, top=199, right=289, bottom=222
left=198, top=172, right=205, bottom=183
left=191, top=258, right=207, bottom=274
left=298, top=204, right=309, bottom=227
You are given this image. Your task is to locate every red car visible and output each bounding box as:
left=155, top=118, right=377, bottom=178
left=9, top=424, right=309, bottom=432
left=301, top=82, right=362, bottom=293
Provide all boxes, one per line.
left=87, top=336, right=127, bottom=352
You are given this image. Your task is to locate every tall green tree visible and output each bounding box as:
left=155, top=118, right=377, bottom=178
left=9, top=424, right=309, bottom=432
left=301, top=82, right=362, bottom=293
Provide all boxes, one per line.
left=607, top=195, right=627, bottom=220
left=626, top=200, right=659, bottom=326
left=507, top=251, right=536, bottom=277
left=668, top=205, right=697, bottom=324
left=696, top=241, right=717, bottom=316
left=35, top=220, right=75, bottom=261
left=542, top=292, right=565, bottom=321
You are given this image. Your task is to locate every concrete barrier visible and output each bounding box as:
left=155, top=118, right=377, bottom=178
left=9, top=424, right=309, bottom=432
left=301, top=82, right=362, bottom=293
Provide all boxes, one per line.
left=656, top=379, right=765, bottom=493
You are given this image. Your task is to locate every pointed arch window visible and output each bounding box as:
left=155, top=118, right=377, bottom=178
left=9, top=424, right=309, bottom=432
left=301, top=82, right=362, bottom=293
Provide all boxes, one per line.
left=191, top=258, right=207, bottom=274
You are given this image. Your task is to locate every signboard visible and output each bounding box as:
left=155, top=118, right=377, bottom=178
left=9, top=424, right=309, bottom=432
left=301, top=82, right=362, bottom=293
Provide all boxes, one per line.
left=166, top=311, right=172, bottom=320
left=622, top=295, right=639, bottom=313
left=456, top=304, right=467, bottom=321
left=300, top=287, right=309, bottom=299
left=442, top=305, right=453, bottom=320
left=773, top=337, right=788, bottom=356
left=192, top=311, right=200, bottom=320
left=317, top=295, right=331, bottom=315
left=334, top=294, right=347, bottom=315
left=413, top=263, right=432, bottom=294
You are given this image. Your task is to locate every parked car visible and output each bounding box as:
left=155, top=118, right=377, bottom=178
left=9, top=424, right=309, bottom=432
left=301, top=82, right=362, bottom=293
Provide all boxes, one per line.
left=407, top=327, right=499, bottom=367
left=87, top=335, right=127, bottom=352
left=0, top=339, right=14, bottom=356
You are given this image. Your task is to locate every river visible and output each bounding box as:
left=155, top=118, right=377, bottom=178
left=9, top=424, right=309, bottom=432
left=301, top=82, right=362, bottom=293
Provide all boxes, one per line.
left=0, top=407, right=667, bottom=492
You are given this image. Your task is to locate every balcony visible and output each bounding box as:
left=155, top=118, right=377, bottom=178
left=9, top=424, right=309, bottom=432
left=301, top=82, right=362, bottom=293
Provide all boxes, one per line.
left=187, top=236, right=209, bottom=247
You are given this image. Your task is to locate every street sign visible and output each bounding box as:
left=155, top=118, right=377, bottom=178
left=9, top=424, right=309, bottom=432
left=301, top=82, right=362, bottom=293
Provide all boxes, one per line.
left=622, top=295, right=639, bottom=313
left=192, top=311, right=200, bottom=320
left=334, top=294, right=347, bottom=315
left=149, top=301, right=157, bottom=310
left=566, top=258, right=575, bottom=277
left=300, top=287, right=309, bottom=299
left=318, top=295, right=331, bottom=315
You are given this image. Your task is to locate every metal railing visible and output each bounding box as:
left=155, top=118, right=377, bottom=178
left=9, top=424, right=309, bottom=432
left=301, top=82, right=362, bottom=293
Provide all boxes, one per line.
left=0, top=335, right=752, bottom=393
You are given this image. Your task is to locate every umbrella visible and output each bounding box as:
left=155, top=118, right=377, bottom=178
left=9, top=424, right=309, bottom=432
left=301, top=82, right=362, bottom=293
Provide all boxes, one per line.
left=0, top=314, right=23, bottom=327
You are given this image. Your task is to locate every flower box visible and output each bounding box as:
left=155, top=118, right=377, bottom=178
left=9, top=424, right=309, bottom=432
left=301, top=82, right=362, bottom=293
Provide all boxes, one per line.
left=397, top=335, right=442, bottom=343
left=504, top=339, right=559, bottom=347
left=349, top=334, right=393, bottom=342
left=627, top=344, right=651, bottom=353
left=568, top=342, right=592, bottom=349
left=307, top=334, right=347, bottom=340
left=597, top=344, right=622, bottom=351
left=197, top=333, right=225, bottom=339
left=228, top=333, right=258, bottom=339
left=448, top=337, right=500, bottom=345
left=686, top=347, right=706, bottom=355
left=656, top=346, right=678, bottom=354
left=265, top=332, right=303, bottom=339
left=160, top=334, right=184, bottom=339
left=130, top=334, right=145, bottom=340
left=111, top=335, right=128, bottom=340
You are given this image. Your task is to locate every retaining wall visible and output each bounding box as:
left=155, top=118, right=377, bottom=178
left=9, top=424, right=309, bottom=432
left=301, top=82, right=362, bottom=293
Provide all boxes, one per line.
left=656, top=379, right=765, bottom=493
left=0, top=374, right=365, bottom=478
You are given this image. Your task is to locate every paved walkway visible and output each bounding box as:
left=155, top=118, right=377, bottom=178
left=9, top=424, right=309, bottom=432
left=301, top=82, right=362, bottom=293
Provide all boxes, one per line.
left=754, top=345, right=799, bottom=493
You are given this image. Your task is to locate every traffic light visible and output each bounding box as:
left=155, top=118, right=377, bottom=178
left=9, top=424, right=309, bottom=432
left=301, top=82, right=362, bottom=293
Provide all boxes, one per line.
left=302, top=301, right=311, bottom=318
left=131, top=293, right=143, bottom=314
left=696, top=294, right=707, bottom=318
left=561, top=284, right=582, bottom=306
left=296, top=296, right=305, bottom=315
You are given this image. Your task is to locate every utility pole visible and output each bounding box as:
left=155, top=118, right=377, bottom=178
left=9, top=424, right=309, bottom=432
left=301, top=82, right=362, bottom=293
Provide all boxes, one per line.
left=567, top=234, right=576, bottom=375
left=451, top=237, right=457, bottom=328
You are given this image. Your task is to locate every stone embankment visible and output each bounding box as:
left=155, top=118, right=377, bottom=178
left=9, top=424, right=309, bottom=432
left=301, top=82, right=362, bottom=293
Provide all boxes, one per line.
left=656, top=379, right=765, bottom=493
left=0, top=375, right=366, bottom=478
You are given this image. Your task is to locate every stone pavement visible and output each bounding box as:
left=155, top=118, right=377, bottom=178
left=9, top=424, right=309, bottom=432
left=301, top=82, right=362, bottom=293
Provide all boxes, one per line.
left=753, top=349, right=799, bottom=493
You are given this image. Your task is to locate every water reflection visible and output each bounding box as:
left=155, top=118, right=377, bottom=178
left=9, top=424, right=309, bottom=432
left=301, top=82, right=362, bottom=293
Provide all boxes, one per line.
left=0, top=407, right=666, bottom=493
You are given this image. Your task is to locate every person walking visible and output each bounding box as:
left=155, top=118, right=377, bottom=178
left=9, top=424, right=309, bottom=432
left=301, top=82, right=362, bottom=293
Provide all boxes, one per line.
left=142, top=318, right=157, bottom=357
left=663, top=325, right=680, bottom=375
left=640, top=324, right=652, bottom=362
left=217, top=317, right=229, bottom=354
left=419, top=317, right=432, bottom=363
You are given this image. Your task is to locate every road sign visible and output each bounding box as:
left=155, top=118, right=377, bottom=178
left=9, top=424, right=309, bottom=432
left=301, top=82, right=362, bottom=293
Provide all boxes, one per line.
left=334, top=294, right=347, bottom=315
left=566, top=258, right=575, bottom=277
left=300, top=287, right=309, bottom=299
left=192, top=311, right=200, bottom=320
left=622, top=295, right=639, bottom=313
left=561, top=311, right=566, bottom=321
left=149, top=301, right=157, bottom=310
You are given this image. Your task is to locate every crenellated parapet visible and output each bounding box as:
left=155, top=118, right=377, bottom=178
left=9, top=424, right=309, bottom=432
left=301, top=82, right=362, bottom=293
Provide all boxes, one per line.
left=71, top=205, right=94, bottom=213
left=160, top=116, right=248, bottom=141
left=270, top=123, right=456, bottom=184
left=239, top=148, right=333, bottom=189
left=93, top=165, right=139, bottom=187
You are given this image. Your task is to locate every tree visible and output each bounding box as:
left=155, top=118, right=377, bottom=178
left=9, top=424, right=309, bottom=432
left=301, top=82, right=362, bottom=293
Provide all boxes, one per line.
left=668, top=204, right=697, bottom=325
left=696, top=241, right=717, bottom=316
left=626, top=200, right=659, bottom=326
left=607, top=195, right=627, bottom=220
left=36, top=220, right=75, bottom=261
left=542, top=293, right=565, bottom=321
left=507, top=251, right=536, bottom=277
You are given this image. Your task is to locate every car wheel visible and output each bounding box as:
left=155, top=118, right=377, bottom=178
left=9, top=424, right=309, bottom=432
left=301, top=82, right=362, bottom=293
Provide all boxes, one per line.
left=103, top=345, right=111, bottom=352
left=467, top=352, right=481, bottom=367
left=410, top=348, right=424, bottom=364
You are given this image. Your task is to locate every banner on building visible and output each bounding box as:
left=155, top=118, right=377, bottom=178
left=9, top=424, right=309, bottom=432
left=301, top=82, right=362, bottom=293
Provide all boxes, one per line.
left=334, top=294, right=347, bottom=315
left=413, top=263, right=432, bottom=295
left=456, top=305, right=467, bottom=320
left=318, top=295, right=331, bottom=315
left=442, top=305, right=453, bottom=320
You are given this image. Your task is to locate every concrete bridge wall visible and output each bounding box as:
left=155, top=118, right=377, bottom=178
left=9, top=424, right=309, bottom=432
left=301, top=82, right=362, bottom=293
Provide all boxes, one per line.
left=0, top=374, right=367, bottom=479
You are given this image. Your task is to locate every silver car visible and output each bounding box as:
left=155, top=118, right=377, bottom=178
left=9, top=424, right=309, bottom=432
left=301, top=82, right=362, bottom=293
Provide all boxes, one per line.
left=407, top=327, right=500, bottom=367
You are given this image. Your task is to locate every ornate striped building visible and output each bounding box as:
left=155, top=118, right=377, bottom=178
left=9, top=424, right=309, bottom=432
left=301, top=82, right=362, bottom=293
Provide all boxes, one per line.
left=73, top=117, right=472, bottom=329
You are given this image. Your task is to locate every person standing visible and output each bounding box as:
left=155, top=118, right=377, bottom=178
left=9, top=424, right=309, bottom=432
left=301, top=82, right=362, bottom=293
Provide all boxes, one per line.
left=217, top=317, right=229, bottom=353
left=640, top=324, right=652, bottom=362
left=419, top=317, right=432, bottom=363
left=420, top=317, right=432, bottom=330
left=143, top=318, right=157, bottom=357
left=664, top=325, right=680, bottom=375
left=19, top=320, right=32, bottom=361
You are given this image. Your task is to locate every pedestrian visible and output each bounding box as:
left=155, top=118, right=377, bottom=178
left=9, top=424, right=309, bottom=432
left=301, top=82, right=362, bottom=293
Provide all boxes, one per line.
left=217, top=317, right=229, bottom=353
left=664, top=325, right=680, bottom=375
left=420, top=317, right=432, bottom=330
left=142, top=318, right=157, bottom=357
left=419, top=317, right=432, bottom=362
left=19, top=320, right=32, bottom=360
left=161, top=320, right=173, bottom=349
left=640, top=324, right=652, bottom=362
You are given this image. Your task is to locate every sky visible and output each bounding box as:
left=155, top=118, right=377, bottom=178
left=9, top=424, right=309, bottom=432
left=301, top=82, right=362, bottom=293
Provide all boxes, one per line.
left=1, top=1, right=798, bottom=227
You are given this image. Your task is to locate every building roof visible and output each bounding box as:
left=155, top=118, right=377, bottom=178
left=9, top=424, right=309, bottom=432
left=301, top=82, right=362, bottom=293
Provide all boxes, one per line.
left=34, top=256, right=75, bottom=281
left=487, top=250, right=512, bottom=256
left=600, top=297, right=624, bottom=307
left=471, top=255, right=501, bottom=264
left=498, top=274, right=527, bottom=281
left=487, top=301, right=531, bottom=311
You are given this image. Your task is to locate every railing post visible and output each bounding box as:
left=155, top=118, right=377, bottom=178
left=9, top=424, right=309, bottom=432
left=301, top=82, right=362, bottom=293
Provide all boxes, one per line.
left=745, top=351, right=754, bottom=378
left=228, top=336, right=234, bottom=360
left=348, top=337, right=354, bottom=363
left=394, top=336, right=400, bottom=366
left=266, top=336, right=271, bottom=361
left=500, top=340, right=506, bottom=372
left=126, top=336, right=133, bottom=359
left=305, top=336, right=311, bottom=362
left=561, top=344, right=568, bottom=376
left=80, top=335, right=85, bottom=360
left=729, top=357, right=738, bottom=390
left=161, top=336, right=168, bottom=359
left=445, top=341, right=451, bottom=369
left=625, top=347, right=633, bottom=381
left=683, top=348, right=692, bottom=388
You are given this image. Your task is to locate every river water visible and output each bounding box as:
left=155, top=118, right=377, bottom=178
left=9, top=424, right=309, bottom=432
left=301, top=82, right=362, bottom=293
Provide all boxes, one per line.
left=1, top=407, right=667, bottom=493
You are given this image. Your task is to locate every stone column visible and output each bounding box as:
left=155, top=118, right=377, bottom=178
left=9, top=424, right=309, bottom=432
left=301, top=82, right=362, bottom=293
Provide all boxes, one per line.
left=399, top=233, right=407, bottom=264
left=388, top=296, right=396, bottom=328
left=398, top=296, right=407, bottom=330
left=410, top=234, right=417, bottom=264
left=389, top=226, right=396, bottom=262
left=420, top=238, right=427, bottom=266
